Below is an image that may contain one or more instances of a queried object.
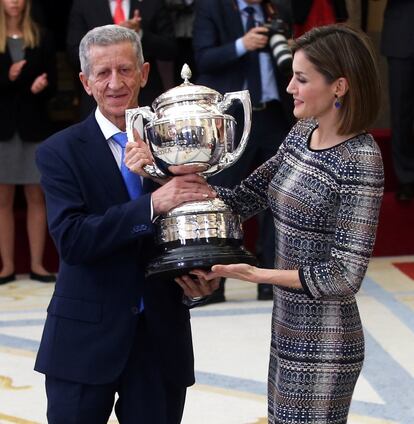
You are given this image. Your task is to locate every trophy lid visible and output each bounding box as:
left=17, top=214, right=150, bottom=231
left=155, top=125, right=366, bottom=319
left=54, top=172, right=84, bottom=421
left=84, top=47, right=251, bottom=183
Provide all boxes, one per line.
left=152, top=64, right=223, bottom=111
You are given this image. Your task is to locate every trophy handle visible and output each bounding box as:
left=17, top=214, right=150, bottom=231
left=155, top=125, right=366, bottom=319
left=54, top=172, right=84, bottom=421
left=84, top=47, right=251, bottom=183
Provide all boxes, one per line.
left=125, top=107, right=167, bottom=178
left=218, top=90, right=252, bottom=170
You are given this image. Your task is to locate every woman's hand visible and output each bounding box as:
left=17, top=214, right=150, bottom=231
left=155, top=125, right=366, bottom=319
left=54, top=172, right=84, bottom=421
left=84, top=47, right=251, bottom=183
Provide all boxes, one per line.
left=175, top=270, right=220, bottom=300
left=198, top=265, right=302, bottom=290
left=196, top=264, right=264, bottom=284
left=31, top=73, right=48, bottom=94
left=9, top=60, right=26, bottom=81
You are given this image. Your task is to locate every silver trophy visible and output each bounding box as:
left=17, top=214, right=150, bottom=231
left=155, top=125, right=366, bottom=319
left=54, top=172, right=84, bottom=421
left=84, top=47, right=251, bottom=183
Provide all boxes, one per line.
left=126, top=65, right=256, bottom=279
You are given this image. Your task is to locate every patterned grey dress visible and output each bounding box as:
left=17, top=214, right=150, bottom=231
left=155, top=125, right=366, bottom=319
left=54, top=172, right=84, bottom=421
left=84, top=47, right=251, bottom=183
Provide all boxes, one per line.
left=216, top=119, right=384, bottom=423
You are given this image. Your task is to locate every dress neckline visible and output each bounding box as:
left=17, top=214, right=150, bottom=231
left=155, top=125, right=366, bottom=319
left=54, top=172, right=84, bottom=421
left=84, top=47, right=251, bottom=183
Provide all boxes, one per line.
left=306, top=124, right=366, bottom=152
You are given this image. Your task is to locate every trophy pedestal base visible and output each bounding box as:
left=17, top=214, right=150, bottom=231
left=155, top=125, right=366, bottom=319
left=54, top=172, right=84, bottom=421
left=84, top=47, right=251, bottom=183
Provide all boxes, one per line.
left=145, top=243, right=256, bottom=280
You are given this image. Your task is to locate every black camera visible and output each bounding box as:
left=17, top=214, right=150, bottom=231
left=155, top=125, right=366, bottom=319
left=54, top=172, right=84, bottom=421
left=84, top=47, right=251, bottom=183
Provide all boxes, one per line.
left=262, top=1, right=293, bottom=75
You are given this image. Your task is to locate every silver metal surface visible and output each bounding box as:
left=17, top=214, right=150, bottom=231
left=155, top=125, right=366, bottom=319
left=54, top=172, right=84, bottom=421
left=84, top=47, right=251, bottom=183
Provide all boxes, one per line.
left=125, top=64, right=252, bottom=178
left=156, top=210, right=243, bottom=244
left=124, top=65, right=253, bottom=267
left=155, top=199, right=243, bottom=244
left=165, top=198, right=232, bottom=216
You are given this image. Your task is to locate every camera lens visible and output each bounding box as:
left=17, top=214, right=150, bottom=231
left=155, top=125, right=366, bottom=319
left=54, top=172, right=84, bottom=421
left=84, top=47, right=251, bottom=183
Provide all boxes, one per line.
left=269, top=34, right=292, bottom=75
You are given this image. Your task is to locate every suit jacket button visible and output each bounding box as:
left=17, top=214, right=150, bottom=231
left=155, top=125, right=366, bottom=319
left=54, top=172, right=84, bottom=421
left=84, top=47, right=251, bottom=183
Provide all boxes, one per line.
left=131, top=306, right=139, bottom=315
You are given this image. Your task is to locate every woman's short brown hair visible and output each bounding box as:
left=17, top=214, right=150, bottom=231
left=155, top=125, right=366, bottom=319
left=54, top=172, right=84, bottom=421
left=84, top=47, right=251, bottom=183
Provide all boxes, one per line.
left=291, top=24, right=381, bottom=135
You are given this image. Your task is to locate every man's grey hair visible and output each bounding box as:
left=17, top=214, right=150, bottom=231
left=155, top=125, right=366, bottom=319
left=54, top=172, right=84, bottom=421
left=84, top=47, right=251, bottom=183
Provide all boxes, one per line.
left=79, top=24, right=144, bottom=77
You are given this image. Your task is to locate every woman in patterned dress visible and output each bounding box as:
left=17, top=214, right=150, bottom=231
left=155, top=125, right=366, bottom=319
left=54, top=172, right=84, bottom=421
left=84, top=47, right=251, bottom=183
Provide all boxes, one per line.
left=127, top=24, right=384, bottom=423
left=181, top=25, right=384, bottom=423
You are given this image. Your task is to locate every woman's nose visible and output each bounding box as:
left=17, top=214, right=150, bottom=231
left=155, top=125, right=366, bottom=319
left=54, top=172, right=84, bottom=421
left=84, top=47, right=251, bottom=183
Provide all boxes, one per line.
left=286, top=78, right=295, bottom=94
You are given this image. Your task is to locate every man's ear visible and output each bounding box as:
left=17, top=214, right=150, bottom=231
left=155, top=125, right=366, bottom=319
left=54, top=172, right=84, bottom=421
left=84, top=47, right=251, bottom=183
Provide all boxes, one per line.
left=79, top=72, right=93, bottom=96
left=140, top=62, right=150, bottom=88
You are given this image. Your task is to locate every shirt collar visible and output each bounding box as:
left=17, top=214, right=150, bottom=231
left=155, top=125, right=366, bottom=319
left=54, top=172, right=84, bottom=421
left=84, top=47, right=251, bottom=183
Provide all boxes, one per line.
left=95, top=107, right=123, bottom=141
left=237, top=0, right=261, bottom=13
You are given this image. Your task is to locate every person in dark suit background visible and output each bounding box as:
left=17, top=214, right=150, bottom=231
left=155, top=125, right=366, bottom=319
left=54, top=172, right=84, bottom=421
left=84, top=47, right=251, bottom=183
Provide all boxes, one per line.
left=165, top=0, right=197, bottom=85
left=35, top=24, right=218, bottom=423
left=66, top=0, right=177, bottom=119
left=381, top=0, right=414, bottom=201
left=0, top=0, right=57, bottom=284
left=192, top=0, right=294, bottom=302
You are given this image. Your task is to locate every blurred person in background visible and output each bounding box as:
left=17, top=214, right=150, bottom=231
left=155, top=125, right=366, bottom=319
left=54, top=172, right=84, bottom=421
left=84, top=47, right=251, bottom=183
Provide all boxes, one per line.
left=0, top=0, right=57, bottom=284
left=192, top=0, right=295, bottom=303
left=165, top=0, right=197, bottom=85
left=66, top=0, right=177, bottom=119
left=381, top=0, right=414, bottom=201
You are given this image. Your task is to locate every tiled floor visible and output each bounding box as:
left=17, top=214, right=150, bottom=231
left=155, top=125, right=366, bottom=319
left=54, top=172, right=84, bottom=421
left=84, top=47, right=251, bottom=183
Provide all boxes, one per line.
left=0, top=256, right=413, bottom=423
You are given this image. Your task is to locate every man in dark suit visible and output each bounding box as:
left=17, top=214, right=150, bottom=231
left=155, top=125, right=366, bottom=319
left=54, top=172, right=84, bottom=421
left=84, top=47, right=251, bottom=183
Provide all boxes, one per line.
left=381, top=0, right=414, bottom=201
left=193, top=0, right=294, bottom=302
left=66, top=0, right=177, bottom=118
left=35, top=24, right=217, bottom=424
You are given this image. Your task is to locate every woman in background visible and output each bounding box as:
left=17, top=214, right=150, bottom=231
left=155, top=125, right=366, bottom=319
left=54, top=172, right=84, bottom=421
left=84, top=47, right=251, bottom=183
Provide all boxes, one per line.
left=0, top=0, right=57, bottom=284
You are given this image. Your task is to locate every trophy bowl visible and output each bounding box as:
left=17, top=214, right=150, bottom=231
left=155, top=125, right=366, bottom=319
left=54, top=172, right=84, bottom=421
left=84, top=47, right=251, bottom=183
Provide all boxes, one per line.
left=126, top=65, right=256, bottom=279
left=144, top=115, right=235, bottom=177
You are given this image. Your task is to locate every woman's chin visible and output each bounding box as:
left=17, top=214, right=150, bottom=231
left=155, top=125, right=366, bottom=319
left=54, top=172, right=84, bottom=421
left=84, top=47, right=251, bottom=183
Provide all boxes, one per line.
left=293, top=109, right=303, bottom=119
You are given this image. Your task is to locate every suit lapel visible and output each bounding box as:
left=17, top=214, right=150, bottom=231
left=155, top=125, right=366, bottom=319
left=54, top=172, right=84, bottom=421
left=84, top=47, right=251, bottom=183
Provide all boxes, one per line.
left=222, top=0, right=244, bottom=38
left=77, top=115, right=130, bottom=204
left=93, top=0, right=114, bottom=24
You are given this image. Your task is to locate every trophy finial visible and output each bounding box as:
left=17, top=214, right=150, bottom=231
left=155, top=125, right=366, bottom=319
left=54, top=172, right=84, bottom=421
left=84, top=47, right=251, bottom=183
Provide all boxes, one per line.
left=180, top=64, right=192, bottom=84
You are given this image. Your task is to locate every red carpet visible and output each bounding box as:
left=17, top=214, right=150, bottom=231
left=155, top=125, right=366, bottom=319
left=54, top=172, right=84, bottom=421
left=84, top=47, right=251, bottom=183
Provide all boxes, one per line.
left=371, top=129, right=414, bottom=257
left=392, top=262, right=414, bottom=280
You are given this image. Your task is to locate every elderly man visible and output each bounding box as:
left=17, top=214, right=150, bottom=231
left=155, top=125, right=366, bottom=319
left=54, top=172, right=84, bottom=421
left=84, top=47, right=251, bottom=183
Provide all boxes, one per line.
left=35, top=25, right=217, bottom=424
left=66, top=0, right=177, bottom=117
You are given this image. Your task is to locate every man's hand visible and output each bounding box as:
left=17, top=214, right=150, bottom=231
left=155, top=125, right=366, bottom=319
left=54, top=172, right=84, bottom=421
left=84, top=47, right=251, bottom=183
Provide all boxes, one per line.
left=125, top=129, right=210, bottom=184
left=175, top=271, right=221, bottom=300
left=242, top=26, right=269, bottom=51
left=125, top=129, right=155, bottom=178
left=9, top=60, right=26, bottom=81
left=152, top=174, right=216, bottom=215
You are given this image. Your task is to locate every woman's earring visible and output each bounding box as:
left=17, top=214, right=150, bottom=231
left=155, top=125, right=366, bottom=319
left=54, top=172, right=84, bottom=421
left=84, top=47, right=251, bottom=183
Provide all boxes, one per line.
left=334, top=94, right=342, bottom=109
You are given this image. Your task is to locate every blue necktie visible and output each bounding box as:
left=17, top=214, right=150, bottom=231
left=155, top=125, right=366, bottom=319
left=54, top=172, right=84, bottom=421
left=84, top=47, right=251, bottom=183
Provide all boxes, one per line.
left=244, top=6, right=262, bottom=107
left=112, top=132, right=145, bottom=312
left=112, top=132, right=142, bottom=200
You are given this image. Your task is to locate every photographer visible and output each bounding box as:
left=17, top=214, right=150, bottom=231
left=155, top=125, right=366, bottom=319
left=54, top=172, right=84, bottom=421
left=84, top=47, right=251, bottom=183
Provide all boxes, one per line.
left=193, top=0, right=294, bottom=302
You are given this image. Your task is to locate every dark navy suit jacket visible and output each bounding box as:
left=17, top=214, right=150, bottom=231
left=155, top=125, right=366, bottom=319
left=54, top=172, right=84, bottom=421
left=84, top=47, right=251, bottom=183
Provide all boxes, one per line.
left=34, top=114, right=195, bottom=386
left=193, top=0, right=293, bottom=124
left=381, top=0, right=414, bottom=58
